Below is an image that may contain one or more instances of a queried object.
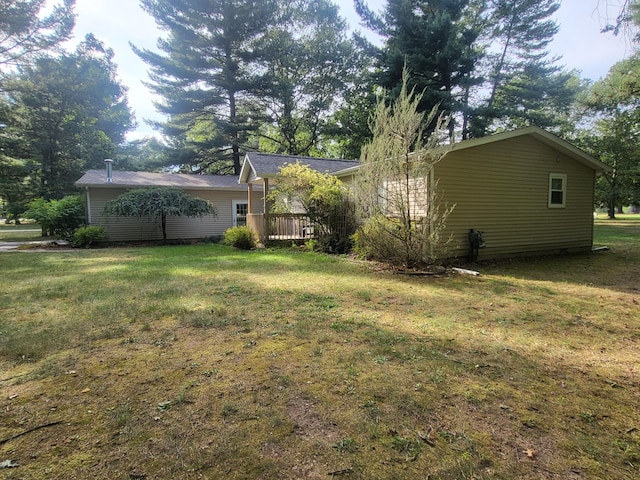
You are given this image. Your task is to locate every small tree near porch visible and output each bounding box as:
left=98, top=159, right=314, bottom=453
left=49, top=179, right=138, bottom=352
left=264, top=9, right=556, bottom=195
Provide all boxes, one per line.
left=104, top=187, right=217, bottom=241
left=354, top=69, right=454, bottom=267
left=267, top=162, right=356, bottom=253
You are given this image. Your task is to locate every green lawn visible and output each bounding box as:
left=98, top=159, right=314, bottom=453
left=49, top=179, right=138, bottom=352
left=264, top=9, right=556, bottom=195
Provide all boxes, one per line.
left=0, top=223, right=45, bottom=242
left=0, top=218, right=639, bottom=479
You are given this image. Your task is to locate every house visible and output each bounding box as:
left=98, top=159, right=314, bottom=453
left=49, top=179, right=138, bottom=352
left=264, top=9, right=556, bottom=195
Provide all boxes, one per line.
left=239, top=127, right=608, bottom=260
left=75, top=169, right=263, bottom=242
left=431, top=127, right=608, bottom=259
left=75, top=127, right=607, bottom=259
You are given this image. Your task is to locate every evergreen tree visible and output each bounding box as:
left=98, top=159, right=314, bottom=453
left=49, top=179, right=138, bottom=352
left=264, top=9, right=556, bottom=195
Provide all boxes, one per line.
left=582, top=37, right=640, bottom=217
left=255, top=0, right=353, bottom=156
left=136, top=0, right=351, bottom=172
left=356, top=0, right=482, bottom=138
left=0, top=101, right=39, bottom=221
left=579, top=0, right=640, bottom=217
left=326, top=34, right=380, bottom=159
left=589, top=112, right=640, bottom=218
left=134, top=0, right=288, bottom=175
left=2, top=35, right=133, bottom=201
left=490, top=66, right=584, bottom=133
left=0, top=0, right=75, bottom=74
left=469, top=0, right=574, bottom=136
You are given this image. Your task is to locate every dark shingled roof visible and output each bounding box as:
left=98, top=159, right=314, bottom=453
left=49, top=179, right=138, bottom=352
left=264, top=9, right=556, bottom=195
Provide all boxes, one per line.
left=75, top=170, right=246, bottom=190
left=243, top=152, right=359, bottom=179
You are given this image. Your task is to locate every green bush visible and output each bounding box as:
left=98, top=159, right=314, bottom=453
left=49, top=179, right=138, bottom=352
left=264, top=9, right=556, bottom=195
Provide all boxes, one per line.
left=352, top=215, right=404, bottom=263
left=72, top=226, right=108, bottom=248
left=302, top=238, right=318, bottom=252
left=25, top=196, right=85, bottom=238
left=318, top=231, right=354, bottom=255
left=223, top=226, right=256, bottom=250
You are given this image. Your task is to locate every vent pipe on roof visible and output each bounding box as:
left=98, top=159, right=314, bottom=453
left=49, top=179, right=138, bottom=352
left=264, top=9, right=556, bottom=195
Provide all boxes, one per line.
left=104, top=159, right=113, bottom=183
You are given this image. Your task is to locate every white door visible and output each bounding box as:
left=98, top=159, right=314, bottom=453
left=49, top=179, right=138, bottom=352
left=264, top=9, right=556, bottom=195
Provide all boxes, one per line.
left=232, top=201, right=248, bottom=227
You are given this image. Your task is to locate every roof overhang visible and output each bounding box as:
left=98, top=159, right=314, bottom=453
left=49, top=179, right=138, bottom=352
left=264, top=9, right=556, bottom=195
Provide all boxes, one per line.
left=333, top=165, right=361, bottom=176
left=238, top=153, right=282, bottom=184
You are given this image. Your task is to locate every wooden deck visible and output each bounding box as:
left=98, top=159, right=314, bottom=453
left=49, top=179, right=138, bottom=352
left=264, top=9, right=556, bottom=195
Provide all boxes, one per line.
left=266, top=214, right=314, bottom=241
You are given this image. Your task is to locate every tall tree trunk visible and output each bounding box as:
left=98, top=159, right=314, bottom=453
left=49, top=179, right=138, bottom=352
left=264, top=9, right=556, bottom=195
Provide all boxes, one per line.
left=229, top=90, right=240, bottom=176
left=488, top=18, right=514, bottom=111
left=608, top=196, right=617, bottom=219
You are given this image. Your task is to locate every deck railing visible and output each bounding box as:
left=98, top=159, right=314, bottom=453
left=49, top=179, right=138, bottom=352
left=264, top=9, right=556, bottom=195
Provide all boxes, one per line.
left=266, top=213, right=315, bottom=240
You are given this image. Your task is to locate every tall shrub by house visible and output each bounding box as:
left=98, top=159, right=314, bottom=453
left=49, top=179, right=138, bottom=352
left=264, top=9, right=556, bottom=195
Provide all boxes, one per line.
left=354, top=68, right=455, bottom=267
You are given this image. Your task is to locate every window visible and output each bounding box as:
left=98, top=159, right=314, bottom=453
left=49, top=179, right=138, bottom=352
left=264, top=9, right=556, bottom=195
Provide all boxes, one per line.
left=548, top=173, right=566, bottom=208
left=233, top=201, right=248, bottom=226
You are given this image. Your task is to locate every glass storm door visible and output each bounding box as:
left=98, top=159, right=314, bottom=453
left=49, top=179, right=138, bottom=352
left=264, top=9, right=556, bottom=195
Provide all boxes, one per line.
left=233, top=201, right=248, bottom=226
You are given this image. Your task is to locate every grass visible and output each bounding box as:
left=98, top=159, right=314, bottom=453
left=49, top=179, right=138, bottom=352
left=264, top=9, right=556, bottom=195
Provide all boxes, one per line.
left=0, top=217, right=639, bottom=479
left=0, top=223, right=45, bottom=242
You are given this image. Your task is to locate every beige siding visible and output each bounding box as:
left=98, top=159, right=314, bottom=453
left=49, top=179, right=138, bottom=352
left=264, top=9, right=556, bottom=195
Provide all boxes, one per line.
left=382, top=177, right=430, bottom=217
left=434, top=135, right=596, bottom=259
left=85, top=187, right=261, bottom=242
left=337, top=173, right=356, bottom=185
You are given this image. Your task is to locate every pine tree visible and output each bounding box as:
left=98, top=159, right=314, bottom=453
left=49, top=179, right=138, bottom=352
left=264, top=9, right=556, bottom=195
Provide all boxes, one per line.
left=134, top=0, right=286, bottom=175
left=0, top=0, right=75, bottom=73
left=583, top=38, right=640, bottom=217
left=255, top=0, right=353, bottom=156
left=356, top=0, right=482, bottom=139
left=469, top=0, right=574, bottom=135
left=3, top=35, right=132, bottom=200
left=136, top=0, right=351, bottom=173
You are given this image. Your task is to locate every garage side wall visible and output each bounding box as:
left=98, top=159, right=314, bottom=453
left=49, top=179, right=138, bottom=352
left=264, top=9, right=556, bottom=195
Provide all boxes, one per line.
left=85, top=188, right=249, bottom=241
left=434, top=136, right=596, bottom=260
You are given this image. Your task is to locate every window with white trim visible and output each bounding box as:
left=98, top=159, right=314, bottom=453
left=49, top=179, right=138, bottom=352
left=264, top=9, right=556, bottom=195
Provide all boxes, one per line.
left=548, top=173, right=566, bottom=208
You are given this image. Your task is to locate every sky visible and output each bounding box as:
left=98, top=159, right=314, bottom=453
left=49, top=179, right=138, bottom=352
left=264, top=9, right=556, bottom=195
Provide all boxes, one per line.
left=63, top=0, right=633, bottom=140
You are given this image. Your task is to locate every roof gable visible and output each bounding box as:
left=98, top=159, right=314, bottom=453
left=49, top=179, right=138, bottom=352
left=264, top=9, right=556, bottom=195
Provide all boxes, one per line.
left=239, top=152, right=359, bottom=183
left=450, top=126, right=609, bottom=172
left=75, top=170, right=246, bottom=190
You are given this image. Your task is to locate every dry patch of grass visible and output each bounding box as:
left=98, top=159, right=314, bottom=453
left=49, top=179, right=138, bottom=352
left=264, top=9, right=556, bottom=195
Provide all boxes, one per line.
left=1, top=220, right=639, bottom=479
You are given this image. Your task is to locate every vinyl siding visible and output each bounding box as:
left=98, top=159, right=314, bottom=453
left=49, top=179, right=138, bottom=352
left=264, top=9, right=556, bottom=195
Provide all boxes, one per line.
left=434, top=135, right=596, bottom=259
left=85, top=187, right=262, bottom=241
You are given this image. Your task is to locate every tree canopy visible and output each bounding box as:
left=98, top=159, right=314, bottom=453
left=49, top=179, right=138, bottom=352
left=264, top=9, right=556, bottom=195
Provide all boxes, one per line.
left=134, top=0, right=286, bottom=175
left=581, top=1, right=640, bottom=217
left=0, top=0, right=75, bottom=75
left=1, top=35, right=133, bottom=204
left=2, top=0, right=638, bottom=223
left=356, top=0, right=482, bottom=138
left=134, top=0, right=353, bottom=173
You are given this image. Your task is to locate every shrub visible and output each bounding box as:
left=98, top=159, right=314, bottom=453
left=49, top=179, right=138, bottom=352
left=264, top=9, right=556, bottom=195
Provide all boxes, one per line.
left=52, top=196, right=86, bottom=238
left=72, top=226, right=108, bottom=248
left=268, top=163, right=357, bottom=255
left=25, top=196, right=85, bottom=238
left=352, top=215, right=404, bottom=262
left=302, top=238, right=318, bottom=252
left=223, top=226, right=256, bottom=250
